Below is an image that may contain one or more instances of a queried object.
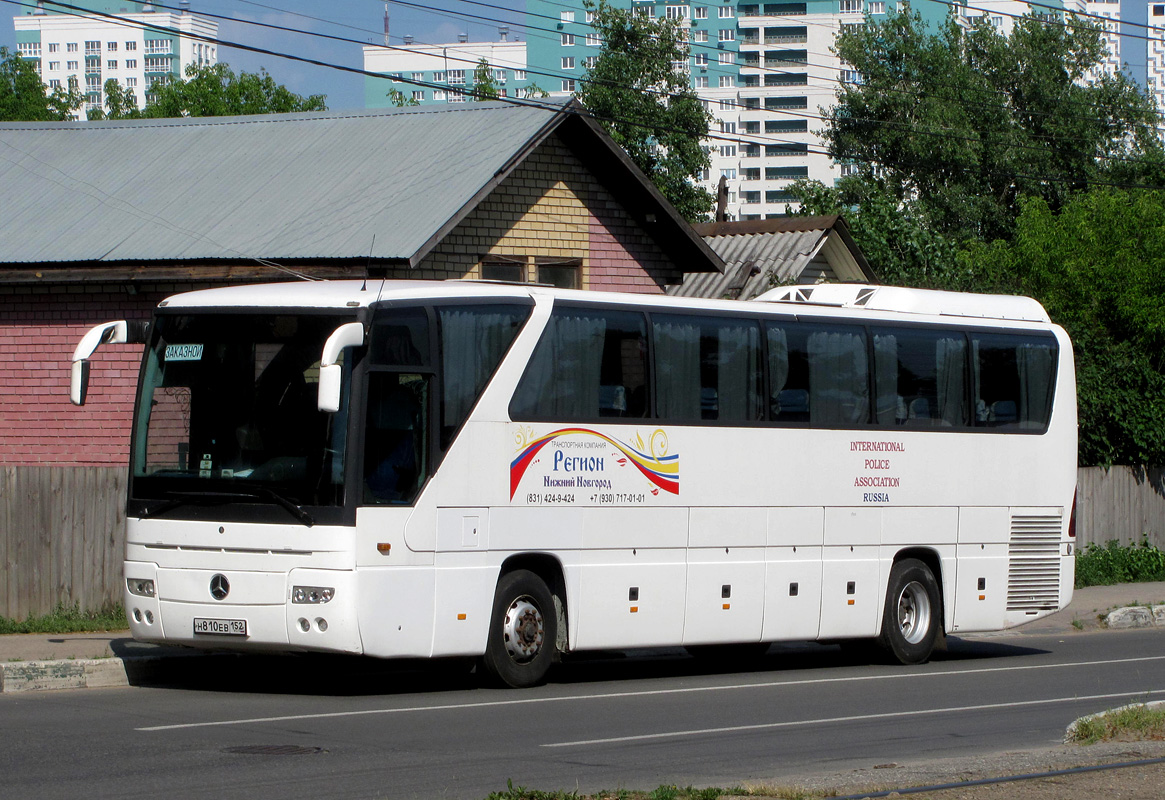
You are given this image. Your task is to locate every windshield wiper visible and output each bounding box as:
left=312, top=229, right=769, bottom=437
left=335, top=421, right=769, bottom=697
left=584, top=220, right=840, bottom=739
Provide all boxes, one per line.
left=139, top=489, right=314, bottom=527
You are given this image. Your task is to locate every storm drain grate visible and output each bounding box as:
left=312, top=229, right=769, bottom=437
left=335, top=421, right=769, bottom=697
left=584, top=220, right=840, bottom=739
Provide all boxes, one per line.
left=223, top=745, right=323, bottom=756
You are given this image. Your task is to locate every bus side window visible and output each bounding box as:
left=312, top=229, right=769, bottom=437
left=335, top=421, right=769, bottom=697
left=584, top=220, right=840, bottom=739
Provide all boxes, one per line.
left=510, top=307, right=647, bottom=421
left=971, top=333, right=1057, bottom=430
left=654, top=314, right=762, bottom=422
left=767, top=321, right=810, bottom=424
left=872, top=327, right=968, bottom=428
left=805, top=323, right=870, bottom=428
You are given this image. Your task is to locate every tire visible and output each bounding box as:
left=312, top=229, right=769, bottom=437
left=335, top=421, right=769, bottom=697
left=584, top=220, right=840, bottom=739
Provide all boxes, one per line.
left=481, top=569, right=558, bottom=688
left=877, top=558, right=941, bottom=665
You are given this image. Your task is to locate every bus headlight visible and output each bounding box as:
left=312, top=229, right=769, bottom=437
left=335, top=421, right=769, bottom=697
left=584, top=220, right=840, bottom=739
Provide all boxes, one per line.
left=127, top=578, right=156, bottom=598
left=292, top=586, right=334, bottom=604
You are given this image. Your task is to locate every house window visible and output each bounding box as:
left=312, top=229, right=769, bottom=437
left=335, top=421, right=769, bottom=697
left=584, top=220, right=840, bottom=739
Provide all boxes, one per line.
left=584, top=56, right=598, bottom=69
left=67, top=60, right=79, bottom=71
left=719, top=144, right=737, bottom=156
left=719, top=5, right=734, bottom=16
left=412, top=72, right=424, bottom=81
left=868, top=1, right=885, bottom=11
left=561, top=79, right=576, bottom=91
left=839, top=0, right=862, bottom=11
left=721, top=121, right=736, bottom=133
left=67, top=42, right=78, bottom=52
left=718, top=51, right=735, bottom=64
left=433, top=71, right=446, bottom=82
left=448, top=70, right=465, bottom=84
left=586, top=10, right=595, bottom=22
left=694, top=53, right=709, bottom=66
left=840, top=68, right=861, bottom=83
left=536, top=258, right=581, bottom=289
left=666, top=5, right=691, bottom=19
left=48, top=61, right=60, bottom=71
left=145, top=39, right=171, bottom=55
left=561, top=33, right=575, bottom=45
left=719, top=28, right=735, bottom=41
left=48, top=43, right=59, bottom=53
left=562, top=57, right=575, bottom=69
left=126, top=77, right=137, bottom=87
left=561, top=10, right=575, bottom=22
left=49, top=78, right=61, bottom=87
left=448, top=92, right=465, bottom=103
left=126, top=59, right=136, bottom=69
left=434, top=90, right=446, bottom=100
left=721, top=168, right=737, bottom=179
left=693, top=29, right=708, bottom=42
left=719, top=75, right=735, bottom=87
left=84, top=40, right=100, bottom=55
left=107, top=42, right=117, bottom=51
left=515, top=70, right=526, bottom=80
left=719, top=99, right=734, bottom=109
left=482, top=259, right=526, bottom=283
left=493, top=69, right=507, bottom=82
left=695, top=6, right=709, bottom=18
left=695, top=76, right=709, bottom=87
left=107, top=60, right=117, bottom=70
left=125, top=41, right=136, bottom=50
left=412, top=90, right=425, bottom=101
left=586, top=32, right=602, bottom=46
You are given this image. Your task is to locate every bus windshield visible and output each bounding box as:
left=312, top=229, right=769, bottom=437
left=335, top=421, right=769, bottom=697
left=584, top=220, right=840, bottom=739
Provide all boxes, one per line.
left=130, top=312, right=356, bottom=509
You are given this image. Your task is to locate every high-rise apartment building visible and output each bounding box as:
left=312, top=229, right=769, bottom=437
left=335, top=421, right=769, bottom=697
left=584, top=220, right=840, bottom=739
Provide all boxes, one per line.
left=1148, top=2, right=1165, bottom=108
left=365, top=0, right=1090, bottom=221
left=13, top=0, right=217, bottom=118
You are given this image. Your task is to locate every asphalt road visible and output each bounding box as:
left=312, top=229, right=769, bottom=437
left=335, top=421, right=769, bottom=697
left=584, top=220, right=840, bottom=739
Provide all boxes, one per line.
left=2, top=629, right=1164, bottom=800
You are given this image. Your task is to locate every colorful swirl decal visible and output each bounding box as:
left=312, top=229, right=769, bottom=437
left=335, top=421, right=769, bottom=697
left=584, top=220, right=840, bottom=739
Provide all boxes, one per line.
left=510, top=427, right=679, bottom=499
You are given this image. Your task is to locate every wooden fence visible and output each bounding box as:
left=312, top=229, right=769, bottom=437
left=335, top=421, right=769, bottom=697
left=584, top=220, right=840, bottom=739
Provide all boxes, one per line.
left=1, top=466, right=126, bottom=621
left=1076, top=465, right=1165, bottom=551
left=1, top=465, right=1163, bottom=619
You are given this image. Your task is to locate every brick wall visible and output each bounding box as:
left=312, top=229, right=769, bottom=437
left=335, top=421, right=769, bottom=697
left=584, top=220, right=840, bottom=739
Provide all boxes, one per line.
left=419, top=133, right=681, bottom=291
left=0, top=282, right=221, bottom=467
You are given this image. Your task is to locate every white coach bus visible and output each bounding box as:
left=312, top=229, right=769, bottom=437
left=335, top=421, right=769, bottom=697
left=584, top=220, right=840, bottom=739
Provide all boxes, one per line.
left=72, top=280, right=1076, bottom=687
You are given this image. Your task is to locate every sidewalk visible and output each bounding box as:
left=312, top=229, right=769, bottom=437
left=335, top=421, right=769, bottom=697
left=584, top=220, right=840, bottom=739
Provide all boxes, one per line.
left=2, top=581, right=1164, bottom=693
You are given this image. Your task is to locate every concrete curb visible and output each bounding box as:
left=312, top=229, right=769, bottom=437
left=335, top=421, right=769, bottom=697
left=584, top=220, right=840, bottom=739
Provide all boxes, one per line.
left=1104, top=605, right=1165, bottom=629
left=1065, top=700, right=1165, bottom=742
left=0, top=657, right=138, bottom=693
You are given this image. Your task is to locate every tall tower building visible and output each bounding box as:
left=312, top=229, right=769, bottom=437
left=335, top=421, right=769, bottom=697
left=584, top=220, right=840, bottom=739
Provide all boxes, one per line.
left=13, top=0, right=217, bottom=118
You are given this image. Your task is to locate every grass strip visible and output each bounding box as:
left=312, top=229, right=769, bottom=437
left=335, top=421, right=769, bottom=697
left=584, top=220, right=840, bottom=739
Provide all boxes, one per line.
left=0, top=602, right=127, bottom=635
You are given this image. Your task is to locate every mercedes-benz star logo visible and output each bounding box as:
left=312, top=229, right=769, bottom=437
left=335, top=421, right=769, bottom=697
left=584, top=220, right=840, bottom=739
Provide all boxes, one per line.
left=209, top=574, right=230, bottom=601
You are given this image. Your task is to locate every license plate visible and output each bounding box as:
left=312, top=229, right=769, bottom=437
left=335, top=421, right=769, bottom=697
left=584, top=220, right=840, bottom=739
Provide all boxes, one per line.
left=193, top=617, right=248, bottom=636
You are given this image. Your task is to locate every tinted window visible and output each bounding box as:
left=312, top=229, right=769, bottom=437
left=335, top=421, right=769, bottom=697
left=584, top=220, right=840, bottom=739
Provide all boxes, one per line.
left=768, top=320, right=870, bottom=427
left=510, top=307, right=648, bottom=420
left=872, top=327, right=969, bottom=428
left=653, top=314, right=762, bottom=422
left=972, top=333, right=1057, bottom=430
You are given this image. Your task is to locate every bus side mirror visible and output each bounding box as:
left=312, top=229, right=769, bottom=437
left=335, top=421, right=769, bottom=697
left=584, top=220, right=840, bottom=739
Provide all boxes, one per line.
left=318, top=322, right=365, bottom=413
left=70, top=320, right=137, bottom=406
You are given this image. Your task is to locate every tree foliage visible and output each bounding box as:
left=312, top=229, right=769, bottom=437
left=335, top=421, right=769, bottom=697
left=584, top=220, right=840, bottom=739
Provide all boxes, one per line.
left=964, top=190, right=1165, bottom=466
left=472, top=58, right=500, bottom=101
left=93, top=62, right=326, bottom=120
left=574, top=0, right=714, bottom=221
left=0, top=46, right=81, bottom=121
left=808, top=10, right=1163, bottom=244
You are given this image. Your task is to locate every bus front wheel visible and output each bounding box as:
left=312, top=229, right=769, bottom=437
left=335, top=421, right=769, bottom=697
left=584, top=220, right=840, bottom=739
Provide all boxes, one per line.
left=481, top=569, right=558, bottom=688
left=877, top=559, right=941, bottom=665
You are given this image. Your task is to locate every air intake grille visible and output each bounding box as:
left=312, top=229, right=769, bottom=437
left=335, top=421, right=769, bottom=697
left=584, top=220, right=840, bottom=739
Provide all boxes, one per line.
left=1007, top=514, right=1062, bottom=612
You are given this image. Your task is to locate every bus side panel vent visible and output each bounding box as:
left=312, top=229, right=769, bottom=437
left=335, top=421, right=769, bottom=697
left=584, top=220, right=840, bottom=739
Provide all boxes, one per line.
left=1006, top=514, right=1062, bottom=612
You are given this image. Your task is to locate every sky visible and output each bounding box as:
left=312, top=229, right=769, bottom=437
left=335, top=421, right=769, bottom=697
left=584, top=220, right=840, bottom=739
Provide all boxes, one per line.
left=1, top=0, right=1155, bottom=110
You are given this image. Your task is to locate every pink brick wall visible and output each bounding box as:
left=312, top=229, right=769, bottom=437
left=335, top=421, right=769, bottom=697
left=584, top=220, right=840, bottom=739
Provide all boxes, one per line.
left=1, top=283, right=194, bottom=467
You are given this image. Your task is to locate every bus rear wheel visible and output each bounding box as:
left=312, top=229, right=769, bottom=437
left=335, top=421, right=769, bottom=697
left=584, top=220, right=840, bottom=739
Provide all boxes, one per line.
left=481, top=569, right=558, bottom=688
left=877, top=559, right=941, bottom=665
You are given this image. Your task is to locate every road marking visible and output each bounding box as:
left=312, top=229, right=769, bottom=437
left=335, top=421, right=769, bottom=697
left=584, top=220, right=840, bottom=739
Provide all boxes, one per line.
left=542, top=689, right=1165, bottom=748
left=136, top=654, right=1165, bottom=732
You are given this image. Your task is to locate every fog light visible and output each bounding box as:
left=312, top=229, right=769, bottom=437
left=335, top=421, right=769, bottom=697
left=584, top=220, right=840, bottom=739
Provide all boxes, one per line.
left=127, top=578, right=156, bottom=598
left=145, top=610, right=154, bottom=624
left=298, top=617, right=310, bottom=632
left=133, top=608, right=142, bottom=623
left=292, top=585, right=335, bottom=604
left=316, top=618, right=328, bottom=632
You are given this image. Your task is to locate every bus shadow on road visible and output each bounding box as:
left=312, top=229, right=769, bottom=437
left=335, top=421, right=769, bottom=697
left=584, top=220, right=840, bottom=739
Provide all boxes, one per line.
left=127, top=636, right=1050, bottom=696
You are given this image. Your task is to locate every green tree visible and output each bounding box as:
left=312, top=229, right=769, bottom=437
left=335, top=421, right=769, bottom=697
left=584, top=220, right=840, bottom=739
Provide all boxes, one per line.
left=796, top=10, right=1163, bottom=246
left=88, top=78, right=143, bottom=120
left=0, top=46, right=81, bottom=121
left=386, top=87, right=419, bottom=107
left=575, top=0, right=714, bottom=221
left=964, top=189, right=1165, bottom=466
left=101, top=63, right=326, bottom=119
left=472, top=58, right=500, bottom=101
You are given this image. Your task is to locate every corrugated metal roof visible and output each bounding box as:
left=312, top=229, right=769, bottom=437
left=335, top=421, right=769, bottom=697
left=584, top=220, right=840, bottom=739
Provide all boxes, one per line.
left=668, top=216, right=876, bottom=300
left=0, top=101, right=567, bottom=265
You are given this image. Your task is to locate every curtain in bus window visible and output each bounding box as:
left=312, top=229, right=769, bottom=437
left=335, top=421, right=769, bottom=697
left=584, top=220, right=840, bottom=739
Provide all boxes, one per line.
left=716, top=321, right=762, bottom=421
left=438, top=306, right=527, bottom=447
left=872, top=333, right=898, bottom=426
left=510, top=312, right=605, bottom=419
left=807, top=329, right=869, bottom=427
left=1016, top=341, right=1055, bottom=428
left=653, top=319, right=702, bottom=419
left=935, top=337, right=967, bottom=427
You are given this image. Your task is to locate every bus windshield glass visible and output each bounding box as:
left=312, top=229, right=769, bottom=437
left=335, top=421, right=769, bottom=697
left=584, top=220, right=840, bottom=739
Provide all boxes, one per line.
left=130, top=312, right=356, bottom=508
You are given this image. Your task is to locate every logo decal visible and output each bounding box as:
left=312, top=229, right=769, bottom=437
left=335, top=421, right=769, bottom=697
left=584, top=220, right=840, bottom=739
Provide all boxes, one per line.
left=209, top=574, right=230, bottom=601
left=510, top=427, right=679, bottom=499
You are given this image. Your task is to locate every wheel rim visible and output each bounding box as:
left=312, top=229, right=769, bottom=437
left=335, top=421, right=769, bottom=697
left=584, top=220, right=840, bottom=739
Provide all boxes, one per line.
left=503, top=595, right=544, bottom=663
left=896, top=580, right=932, bottom=645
